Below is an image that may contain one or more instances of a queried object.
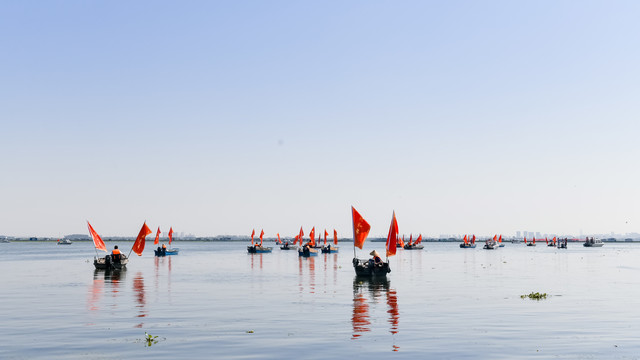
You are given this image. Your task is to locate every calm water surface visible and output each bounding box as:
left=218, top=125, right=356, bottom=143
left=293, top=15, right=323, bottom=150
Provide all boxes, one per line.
left=1, top=241, right=640, bottom=359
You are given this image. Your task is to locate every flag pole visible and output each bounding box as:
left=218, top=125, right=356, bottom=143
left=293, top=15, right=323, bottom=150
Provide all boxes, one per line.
left=351, top=207, right=356, bottom=259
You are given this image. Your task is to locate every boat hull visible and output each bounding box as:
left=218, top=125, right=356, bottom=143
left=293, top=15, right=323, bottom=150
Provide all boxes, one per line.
left=403, top=244, right=424, bottom=250
left=155, top=248, right=179, bottom=256
left=247, top=245, right=273, bottom=253
left=352, top=258, right=390, bottom=277
left=320, top=246, right=339, bottom=253
left=93, top=254, right=128, bottom=270
left=298, top=247, right=319, bottom=257
left=459, top=244, right=476, bottom=248
left=583, top=243, right=604, bottom=247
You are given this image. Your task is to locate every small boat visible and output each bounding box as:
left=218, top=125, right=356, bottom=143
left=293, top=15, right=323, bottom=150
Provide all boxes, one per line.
left=321, top=245, right=339, bottom=253
left=460, top=235, right=476, bottom=248
left=350, top=207, right=395, bottom=278
left=280, top=242, right=297, bottom=250
left=94, top=253, right=129, bottom=270
left=57, top=239, right=72, bottom=245
left=558, top=238, right=568, bottom=249
left=403, top=234, right=424, bottom=249
left=0, top=239, right=9, bottom=243
left=154, top=246, right=180, bottom=256
left=247, top=229, right=272, bottom=253
left=247, top=245, right=273, bottom=253
left=526, top=242, right=536, bottom=247
left=583, top=237, right=604, bottom=247
left=403, top=243, right=424, bottom=250
left=483, top=241, right=498, bottom=249
left=352, top=257, right=390, bottom=277
left=298, top=246, right=319, bottom=257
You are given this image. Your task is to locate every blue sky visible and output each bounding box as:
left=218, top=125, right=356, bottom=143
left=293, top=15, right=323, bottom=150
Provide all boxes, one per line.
left=2, top=1, right=639, bottom=238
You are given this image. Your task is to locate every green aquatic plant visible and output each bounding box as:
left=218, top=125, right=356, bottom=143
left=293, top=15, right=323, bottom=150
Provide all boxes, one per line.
left=144, top=332, right=159, bottom=347
left=521, top=292, right=548, bottom=300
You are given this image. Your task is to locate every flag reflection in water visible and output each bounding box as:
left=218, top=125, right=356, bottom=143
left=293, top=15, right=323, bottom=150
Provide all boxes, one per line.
left=352, top=278, right=400, bottom=350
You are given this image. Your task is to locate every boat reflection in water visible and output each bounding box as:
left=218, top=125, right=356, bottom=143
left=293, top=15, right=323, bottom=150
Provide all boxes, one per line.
left=133, top=272, right=147, bottom=328
left=88, top=269, right=125, bottom=314
left=352, top=277, right=400, bottom=350
left=297, top=256, right=317, bottom=294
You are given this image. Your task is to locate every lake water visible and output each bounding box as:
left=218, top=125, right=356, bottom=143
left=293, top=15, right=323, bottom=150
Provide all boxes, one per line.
left=1, top=240, right=639, bottom=359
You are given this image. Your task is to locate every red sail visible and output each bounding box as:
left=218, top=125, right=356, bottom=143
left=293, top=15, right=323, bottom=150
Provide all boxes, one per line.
left=87, top=221, right=107, bottom=252
left=309, top=227, right=315, bottom=247
left=154, top=227, right=161, bottom=245
left=168, top=227, right=173, bottom=245
left=251, top=229, right=255, bottom=246
left=324, top=229, right=328, bottom=245
left=398, top=235, right=405, bottom=247
left=498, top=234, right=502, bottom=243
left=132, top=222, right=152, bottom=256
left=386, top=211, right=398, bottom=257
left=334, top=229, right=338, bottom=245
left=260, top=229, right=264, bottom=246
left=351, top=206, right=371, bottom=249
left=463, top=234, right=468, bottom=244
left=277, top=233, right=281, bottom=244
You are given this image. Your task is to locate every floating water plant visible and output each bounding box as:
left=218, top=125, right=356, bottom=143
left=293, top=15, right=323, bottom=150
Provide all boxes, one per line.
left=521, top=292, right=548, bottom=300
left=144, top=332, right=159, bottom=347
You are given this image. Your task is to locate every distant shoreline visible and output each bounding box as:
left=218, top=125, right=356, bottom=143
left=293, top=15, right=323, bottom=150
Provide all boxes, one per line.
left=4, top=238, right=640, bottom=243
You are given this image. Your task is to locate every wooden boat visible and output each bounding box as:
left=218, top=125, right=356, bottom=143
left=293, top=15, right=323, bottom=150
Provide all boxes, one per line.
left=298, top=246, right=319, bottom=257
left=558, top=238, right=568, bottom=249
left=247, top=245, right=273, bottom=253
left=459, top=243, right=475, bottom=248
left=526, top=242, right=536, bottom=246
left=352, top=257, right=390, bottom=277
left=280, top=242, right=297, bottom=250
left=321, top=245, right=339, bottom=253
left=94, top=253, right=129, bottom=270
left=583, top=238, right=603, bottom=247
left=57, top=239, right=72, bottom=245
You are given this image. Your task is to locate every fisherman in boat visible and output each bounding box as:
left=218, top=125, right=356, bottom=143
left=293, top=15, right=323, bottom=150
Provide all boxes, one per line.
left=368, top=250, right=383, bottom=267
left=111, top=245, right=122, bottom=263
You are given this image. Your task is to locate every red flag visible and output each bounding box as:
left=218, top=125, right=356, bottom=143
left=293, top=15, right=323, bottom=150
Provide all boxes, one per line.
left=415, top=234, right=422, bottom=244
left=493, top=235, right=497, bottom=242
left=324, top=229, right=328, bottom=245
left=463, top=234, right=468, bottom=244
left=524, top=237, right=527, bottom=244
left=552, top=236, right=556, bottom=245
left=472, top=234, right=476, bottom=244
left=277, top=233, right=281, bottom=244
left=87, top=221, right=107, bottom=252
left=132, top=222, right=152, bottom=256
left=309, top=227, right=315, bottom=246
left=533, top=237, right=536, bottom=244
left=498, top=235, right=502, bottom=243
left=386, top=211, right=398, bottom=257
left=168, top=227, right=173, bottom=245
left=154, top=227, right=161, bottom=245
left=251, top=229, right=255, bottom=246
left=351, top=206, right=370, bottom=249
left=545, top=237, right=548, bottom=245
left=333, top=229, right=338, bottom=245
left=260, top=229, right=264, bottom=246
left=398, top=235, right=405, bottom=247
left=408, top=234, right=412, bottom=246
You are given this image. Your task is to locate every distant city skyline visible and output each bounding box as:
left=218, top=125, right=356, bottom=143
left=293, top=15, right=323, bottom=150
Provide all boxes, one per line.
left=2, top=1, right=640, bottom=238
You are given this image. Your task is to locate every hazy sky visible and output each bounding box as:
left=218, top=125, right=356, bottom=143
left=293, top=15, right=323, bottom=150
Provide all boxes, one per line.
left=2, top=1, right=639, bottom=238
